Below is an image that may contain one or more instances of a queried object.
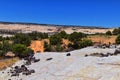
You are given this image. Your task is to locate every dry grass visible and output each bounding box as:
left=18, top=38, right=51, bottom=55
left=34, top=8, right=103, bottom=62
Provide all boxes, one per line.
left=88, top=35, right=117, bottom=44
left=0, top=57, right=19, bottom=70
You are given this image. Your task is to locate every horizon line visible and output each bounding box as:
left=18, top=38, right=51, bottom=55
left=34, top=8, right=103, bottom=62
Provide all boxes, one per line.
left=0, top=21, right=117, bottom=29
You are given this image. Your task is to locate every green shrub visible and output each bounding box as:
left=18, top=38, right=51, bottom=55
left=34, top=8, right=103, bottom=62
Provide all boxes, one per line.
left=55, top=44, right=63, bottom=52
left=50, top=34, right=62, bottom=45
left=29, top=32, right=48, bottom=40
left=58, top=31, right=68, bottom=39
left=72, top=42, right=80, bottom=49
left=44, top=41, right=49, bottom=49
left=68, top=32, right=86, bottom=42
left=116, top=35, right=120, bottom=44
left=0, top=41, right=13, bottom=57
left=14, top=33, right=31, bottom=46
left=12, top=44, right=29, bottom=57
left=0, top=36, right=3, bottom=41
left=106, top=31, right=112, bottom=35
left=0, top=50, right=5, bottom=56
left=1, top=40, right=13, bottom=53
left=68, top=43, right=73, bottom=48
left=44, top=41, right=52, bottom=51
left=112, top=28, right=120, bottom=35
left=27, top=48, right=34, bottom=55
left=80, top=39, right=93, bottom=48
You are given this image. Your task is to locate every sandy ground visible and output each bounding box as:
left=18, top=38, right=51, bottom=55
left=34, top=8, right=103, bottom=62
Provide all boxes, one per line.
left=0, top=24, right=114, bottom=34
left=1, top=47, right=120, bottom=80
left=64, top=28, right=113, bottom=34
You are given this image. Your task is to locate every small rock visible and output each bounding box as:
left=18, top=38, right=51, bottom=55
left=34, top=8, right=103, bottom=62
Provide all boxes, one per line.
left=14, top=66, right=19, bottom=69
left=11, top=73, right=19, bottom=77
left=85, top=54, right=88, bottom=57
left=30, top=70, right=35, bottom=73
left=34, top=59, right=40, bottom=62
left=46, top=58, right=53, bottom=61
left=66, top=53, right=71, bottom=56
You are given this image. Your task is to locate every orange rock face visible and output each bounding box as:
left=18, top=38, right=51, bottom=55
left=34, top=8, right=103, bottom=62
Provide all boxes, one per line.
left=30, top=39, right=70, bottom=53
left=62, top=39, right=71, bottom=45
left=30, top=40, right=44, bottom=53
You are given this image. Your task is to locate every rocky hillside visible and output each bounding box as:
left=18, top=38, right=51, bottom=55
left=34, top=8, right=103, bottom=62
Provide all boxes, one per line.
left=1, top=46, right=120, bottom=80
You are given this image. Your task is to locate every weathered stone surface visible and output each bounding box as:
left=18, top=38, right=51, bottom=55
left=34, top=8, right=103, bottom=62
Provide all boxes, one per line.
left=1, top=47, right=120, bottom=80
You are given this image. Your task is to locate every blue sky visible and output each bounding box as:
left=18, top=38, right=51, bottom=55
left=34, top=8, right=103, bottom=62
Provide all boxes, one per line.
left=0, top=0, right=120, bottom=28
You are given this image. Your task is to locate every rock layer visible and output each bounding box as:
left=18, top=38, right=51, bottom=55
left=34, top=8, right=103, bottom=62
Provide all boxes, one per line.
left=1, top=47, right=120, bottom=80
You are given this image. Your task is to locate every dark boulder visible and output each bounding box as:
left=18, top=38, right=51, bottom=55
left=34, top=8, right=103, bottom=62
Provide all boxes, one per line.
left=34, top=59, right=40, bottom=62
left=23, top=71, right=31, bottom=75
left=30, top=70, right=35, bottom=73
left=66, top=53, right=71, bottom=56
left=14, top=66, right=19, bottom=69
left=85, top=54, right=88, bottom=57
left=14, top=69, right=22, bottom=73
left=21, top=65, right=25, bottom=68
left=114, top=49, right=120, bottom=55
left=46, top=58, right=53, bottom=61
left=11, top=73, right=19, bottom=77
left=25, top=61, right=31, bottom=65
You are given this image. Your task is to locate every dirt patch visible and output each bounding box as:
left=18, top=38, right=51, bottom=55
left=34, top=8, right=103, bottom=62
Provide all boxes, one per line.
left=0, top=57, right=19, bottom=70
left=88, top=35, right=117, bottom=44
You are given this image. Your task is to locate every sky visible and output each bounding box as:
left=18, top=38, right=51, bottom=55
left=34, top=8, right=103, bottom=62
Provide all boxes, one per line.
left=0, top=0, right=120, bottom=28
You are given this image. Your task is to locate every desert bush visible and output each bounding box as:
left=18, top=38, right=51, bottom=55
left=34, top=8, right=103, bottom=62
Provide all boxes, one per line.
left=72, top=42, right=80, bottom=49
left=12, top=44, right=29, bottom=58
left=14, top=33, right=31, bottom=46
left=68, top=32, right=86, bottom=42
left=58, top=31, right=68, bottom=39
left=50, top=34, right=62, bottom=45
left=80, top=39, right=93, bottom=48
left=0, top=43, right=2, bottom=50
left=0, top=36, right=3, bottom=41
left=116, top=34, right=120, bottom=44
left=27, top=48, right=34, bottom=55
left=1, top=40, right=13, bottom=53
left=0, top=40, right=13, bottom=57
left=0, top=50, right=5, bottom=56
left=67, top=39, right=93, bottom=50
left=68, top=32, right=80, bottom=42
left=44, top=41, right=49, bottom=49
left=55, top=44, right=63, bottom=52
left=112, top=28, right=120, bottom=35
left=68, top=43, right=73, bottom=48
left=106, top=31, right=112, bottom=35
left=44, top=41, right=52, bottom=51
left=29, top=32, right=48, bottom=40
